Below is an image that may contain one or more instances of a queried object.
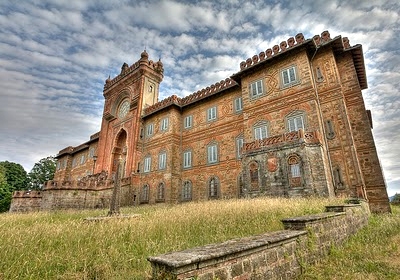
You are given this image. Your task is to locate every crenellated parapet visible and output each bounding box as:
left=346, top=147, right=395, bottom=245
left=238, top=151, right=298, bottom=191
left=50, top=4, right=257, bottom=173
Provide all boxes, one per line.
left=144, top=94, right=182, bottom=115
left=180, top=78, right=237, bottom=106
left=144, top=78, right=237, bottom=116
left=45, top=171, right=111, bottom=190
left=239, top=32, right=307, bottom=71
left=104, top=50, right=164, bottom=90
left=12, top=190, right=43, bottom=198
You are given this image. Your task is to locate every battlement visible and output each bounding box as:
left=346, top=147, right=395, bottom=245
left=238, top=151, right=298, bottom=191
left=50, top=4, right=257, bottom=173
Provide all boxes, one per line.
left=12, top=190, right=43, bottom=198
left=103, top=50, right=164, bottom=91
left=144, top=78, right=237, bottom=116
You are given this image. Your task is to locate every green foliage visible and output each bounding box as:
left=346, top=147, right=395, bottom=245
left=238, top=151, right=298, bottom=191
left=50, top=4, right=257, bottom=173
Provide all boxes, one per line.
left=0, top=161, right=28, bottom=212
left=0, top=161, right=28, bottom=191
left=28, top=156, right=56, bottom=190
left=391, top=193, right=400, bottom=204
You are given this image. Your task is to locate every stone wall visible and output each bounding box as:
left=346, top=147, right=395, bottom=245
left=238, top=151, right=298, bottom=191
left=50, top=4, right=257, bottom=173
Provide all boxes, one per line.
left=9, top=191, right=43, bottom=212
left=148, top=201, right=369, bottom=280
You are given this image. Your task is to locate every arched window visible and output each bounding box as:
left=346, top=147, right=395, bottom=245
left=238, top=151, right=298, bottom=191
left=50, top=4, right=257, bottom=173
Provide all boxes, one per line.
left=249, top=161, right=260, bottom=191
left=141, top=184, right=150, bottom=203
left=288, top=154, right=302, bottom=187
left=182, top=180, right=192, bottom=201
left=208, top=177, right=220, bottom=199
left=156, top=182, right=165, bottom=202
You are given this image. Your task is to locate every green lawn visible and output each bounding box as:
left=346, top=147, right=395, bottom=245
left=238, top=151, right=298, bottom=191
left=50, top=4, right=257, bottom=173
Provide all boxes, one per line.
left=0, top=198, right=398, bottom=279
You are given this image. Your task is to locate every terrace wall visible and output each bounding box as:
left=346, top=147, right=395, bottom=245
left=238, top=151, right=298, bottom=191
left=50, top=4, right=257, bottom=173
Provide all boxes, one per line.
left=148, top=201, right=369, bottom=280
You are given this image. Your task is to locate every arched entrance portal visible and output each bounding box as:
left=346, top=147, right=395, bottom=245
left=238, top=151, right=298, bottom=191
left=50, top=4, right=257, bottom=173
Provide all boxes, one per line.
left=111, top=129, right=127, bottom=179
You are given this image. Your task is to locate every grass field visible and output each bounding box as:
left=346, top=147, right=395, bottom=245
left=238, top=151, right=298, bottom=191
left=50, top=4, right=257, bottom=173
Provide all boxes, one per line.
left=0, top=198, right=398, bottom=279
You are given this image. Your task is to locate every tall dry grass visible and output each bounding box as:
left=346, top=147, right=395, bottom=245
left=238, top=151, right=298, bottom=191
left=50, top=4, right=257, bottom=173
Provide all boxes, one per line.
left=0, top=197, right=341, bottom=279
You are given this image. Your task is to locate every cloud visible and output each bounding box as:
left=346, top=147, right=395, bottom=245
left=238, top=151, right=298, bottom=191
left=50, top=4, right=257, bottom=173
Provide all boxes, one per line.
left=0, top=0, right=399, bottom=203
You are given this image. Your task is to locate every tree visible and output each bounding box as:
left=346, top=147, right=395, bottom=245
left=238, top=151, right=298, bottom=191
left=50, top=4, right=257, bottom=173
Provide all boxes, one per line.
left=28, top=156, right=56, bottom=190
left=0, top=161, right=28, bottom=212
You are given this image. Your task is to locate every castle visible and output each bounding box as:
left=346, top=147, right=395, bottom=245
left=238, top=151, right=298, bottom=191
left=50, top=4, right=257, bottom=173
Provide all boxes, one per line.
left=10, top=31, right=391, bottom=213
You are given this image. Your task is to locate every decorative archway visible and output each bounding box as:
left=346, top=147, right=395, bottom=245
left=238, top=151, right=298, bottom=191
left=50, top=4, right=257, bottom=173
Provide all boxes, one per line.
left=111, top=129, right=128, bottom=178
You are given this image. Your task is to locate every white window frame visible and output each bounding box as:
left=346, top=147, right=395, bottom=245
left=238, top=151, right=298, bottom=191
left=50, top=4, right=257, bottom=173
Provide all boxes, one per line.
left=281, top=66, right=297, bottom=87
left=209, top=177, right=219, bottom=198
left=234, top=97, right=243, bottom=113
left=183, top=150, right=192, bottom=168
left=287, top=114, right=305, bottom=132
left=236, top=136, right=244, bottom=159
left=160, top=117, right=169, bottom=132
left=207, top=106, right=217, bottom=121
left=158, top=151, right=166, bottom=170
left=250, top=80, right=264, bottom=98
left=184, top=115, right=193, bottom=129
left=291, top=164, right=301, bottom=178
left=207, top=143, right=218, bottom=164
left=254, top=122, right=268, bottom=140
left=144, top=156, right=151, bottom=173
left=146, top=123, right=154, bottom=137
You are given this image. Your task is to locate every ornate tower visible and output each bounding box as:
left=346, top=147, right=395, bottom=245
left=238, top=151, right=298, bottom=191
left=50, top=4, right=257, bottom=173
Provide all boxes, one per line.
left=94, top=51, right=164, bottom=181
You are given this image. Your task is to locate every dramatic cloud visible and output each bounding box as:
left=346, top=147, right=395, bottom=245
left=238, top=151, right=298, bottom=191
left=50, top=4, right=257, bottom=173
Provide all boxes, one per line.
left=0, top=0, right=399, bottom=196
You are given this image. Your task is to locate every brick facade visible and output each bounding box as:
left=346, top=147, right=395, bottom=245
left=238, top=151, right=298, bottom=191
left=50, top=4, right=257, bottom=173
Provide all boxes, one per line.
left=11, top=30, right=390, bottom=213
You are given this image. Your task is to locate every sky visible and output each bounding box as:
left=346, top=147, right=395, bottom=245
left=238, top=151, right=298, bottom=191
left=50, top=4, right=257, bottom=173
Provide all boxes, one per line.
left=0, top=0, right=399, bottom=196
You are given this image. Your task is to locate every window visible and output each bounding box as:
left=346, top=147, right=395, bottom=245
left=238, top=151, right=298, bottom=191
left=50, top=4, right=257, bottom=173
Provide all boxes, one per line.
left=141, top=184, right=149, bottom=203
left=281, top=66, right=297, bottom=86
left=207, top=106, right=217, bottom=121
left=144, top=156, right=151, bottom=173
left=158, top=151, right=166, bottom=170
left=184, top=115, right=193, bottom=129
left=56, top=161, right=61, bottom=170
left=254, top=121, right=268, bottom=140
left=89, top=147, right=95, bottom=158
left=234, top=97, right=243, bottom=112
left=62, top=159, right=67, bottom=169
left=209, top=177, right=219, bottom=199
left=182, top=180, right=192, bottom=201
left=80, top=154, right=86, bottom=165
left=290, top=164, right=301, bottom=177
left=207, top=143, right=218, bottom=164
left=250, top=80, right=263, bottom=98
left=287, top=114, right=305, bottom=132
left=72, top=158, right=78, bottom=168
left=288, top=154, right=302, bottom=187
left=183, top=150, right=192, bottom=168
left=160, top=117, right=169, bottom=131
left=157, top=182, right=165, bottom=201
left=146, top=123, right=154, bottom=137
left=236, top=136, right=244, bottom=159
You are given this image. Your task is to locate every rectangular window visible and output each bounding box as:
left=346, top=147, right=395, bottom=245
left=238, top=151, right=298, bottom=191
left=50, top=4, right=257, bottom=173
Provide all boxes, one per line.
left=183, top=151, right=192, bottom=168
left=72, top=158, right=77, bottom=168
left=207, top=144, right=218, bottom=164
left=236, top=137, right=244, bottom=159
left=80, top=155, right=86, bottom=165
left=288, top=115, right=304, bottom=132
left=207, top=106, right=217, bottom=121
left=234, top=97, right=243, bottom=112
left=250, top=80, right=263, bottom=97
left=158, top=152, right=166, bottom=170
left=144, top=157, right=151, bottom=173
left=146, top=123, right=154, bottom=137
left=291, top=164, right=301, bottom=177
left=184, top=115, right=193, bottom=129
left=254, top=125, right=268, bottom=140
left=160, top=118, right=169, bottom=131
left=282, top=66, right=297, bottom=86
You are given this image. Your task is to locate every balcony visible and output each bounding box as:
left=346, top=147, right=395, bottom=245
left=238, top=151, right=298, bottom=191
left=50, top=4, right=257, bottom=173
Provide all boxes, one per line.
left=243, top=130, right=322, bottom=154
